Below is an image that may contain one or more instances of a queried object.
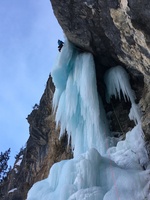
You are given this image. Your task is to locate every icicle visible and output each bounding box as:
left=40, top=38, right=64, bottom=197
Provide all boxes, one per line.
left=104, top=65, right=141, bottom=124
left=51, top=39, right=108, bottom=156
left=52, top=40, right=76, bottom=112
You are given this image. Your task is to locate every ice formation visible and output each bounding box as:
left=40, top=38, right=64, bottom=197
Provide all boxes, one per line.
left=52, top=41, right=108, bottom=156
left=104, top=66, right=141, bottom=124
left=27, top=40, right=150, bottom=200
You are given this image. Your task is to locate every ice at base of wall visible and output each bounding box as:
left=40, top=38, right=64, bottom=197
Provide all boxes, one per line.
left=27, top=148, right=150, bottom=200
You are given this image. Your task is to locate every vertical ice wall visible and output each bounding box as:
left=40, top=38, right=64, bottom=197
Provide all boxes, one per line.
left=51, top=40, right=109, bottom=156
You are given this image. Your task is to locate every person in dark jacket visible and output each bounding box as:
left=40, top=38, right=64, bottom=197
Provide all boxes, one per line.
left=58, top=40, right=64, bottom=52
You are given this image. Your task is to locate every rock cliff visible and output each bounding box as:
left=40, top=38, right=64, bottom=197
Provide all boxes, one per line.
left=0, top=0, right=150, bottom=199
left=50, top=0, right=150, bottom=152
left=0, top=76, right=72, bottom=200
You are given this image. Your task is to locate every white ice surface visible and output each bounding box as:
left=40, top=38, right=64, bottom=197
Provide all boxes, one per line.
left=27, top=40, right=150, bottom=200
left=27, top=149, right=150, bottom=200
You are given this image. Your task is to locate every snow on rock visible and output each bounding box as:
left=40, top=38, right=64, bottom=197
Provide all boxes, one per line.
left=14, top=156, right=23, bottom=173
left=14, top=167, right=18, bottom=174
left=8, top=188, right=17, bottom=194
left=15, top=158, right=22, bottom=166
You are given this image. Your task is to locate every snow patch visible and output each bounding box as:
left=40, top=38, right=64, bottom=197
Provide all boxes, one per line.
left=14, top=167, right=18, bottom=173
left=8, top=188, right=17, bottom=194
left=15, top=159, right=22, bottom=166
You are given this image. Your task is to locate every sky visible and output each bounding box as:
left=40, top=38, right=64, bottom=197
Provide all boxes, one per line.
left=0, top=0, right=64, bottom=166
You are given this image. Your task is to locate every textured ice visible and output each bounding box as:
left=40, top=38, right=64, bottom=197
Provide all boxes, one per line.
left=107, top=124, right=148, bottom=170
left=104, top=66, right=148, bottom=169
left=27, top=149, right=150, bottom=200
left=27, top=40, right=150, bottom=200
left=51, top=40, right=108, bottom=156
left=104, top=66, right=141, bottom=124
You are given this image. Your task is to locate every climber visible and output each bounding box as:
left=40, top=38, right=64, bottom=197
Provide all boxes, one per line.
left=58, top=40, right=64, bottom=52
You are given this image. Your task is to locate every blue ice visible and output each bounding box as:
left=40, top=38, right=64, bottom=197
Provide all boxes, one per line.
left=27, top=40, right=150, bottom=200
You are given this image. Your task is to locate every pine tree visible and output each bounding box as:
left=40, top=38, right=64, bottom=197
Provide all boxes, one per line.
left=0, top=148, right=11, bottom=183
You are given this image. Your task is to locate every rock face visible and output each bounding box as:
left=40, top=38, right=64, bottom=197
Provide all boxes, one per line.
left=50, top=0, right=150, bottom=151
left=0, top=76, right=72, bottom=200
left=51, top=0, right=150, bottom=76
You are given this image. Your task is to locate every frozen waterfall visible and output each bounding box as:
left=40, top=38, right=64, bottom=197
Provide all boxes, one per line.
left=52, top=40, right=109, bottom=156
left=27, top=40, right=150, bottom=200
